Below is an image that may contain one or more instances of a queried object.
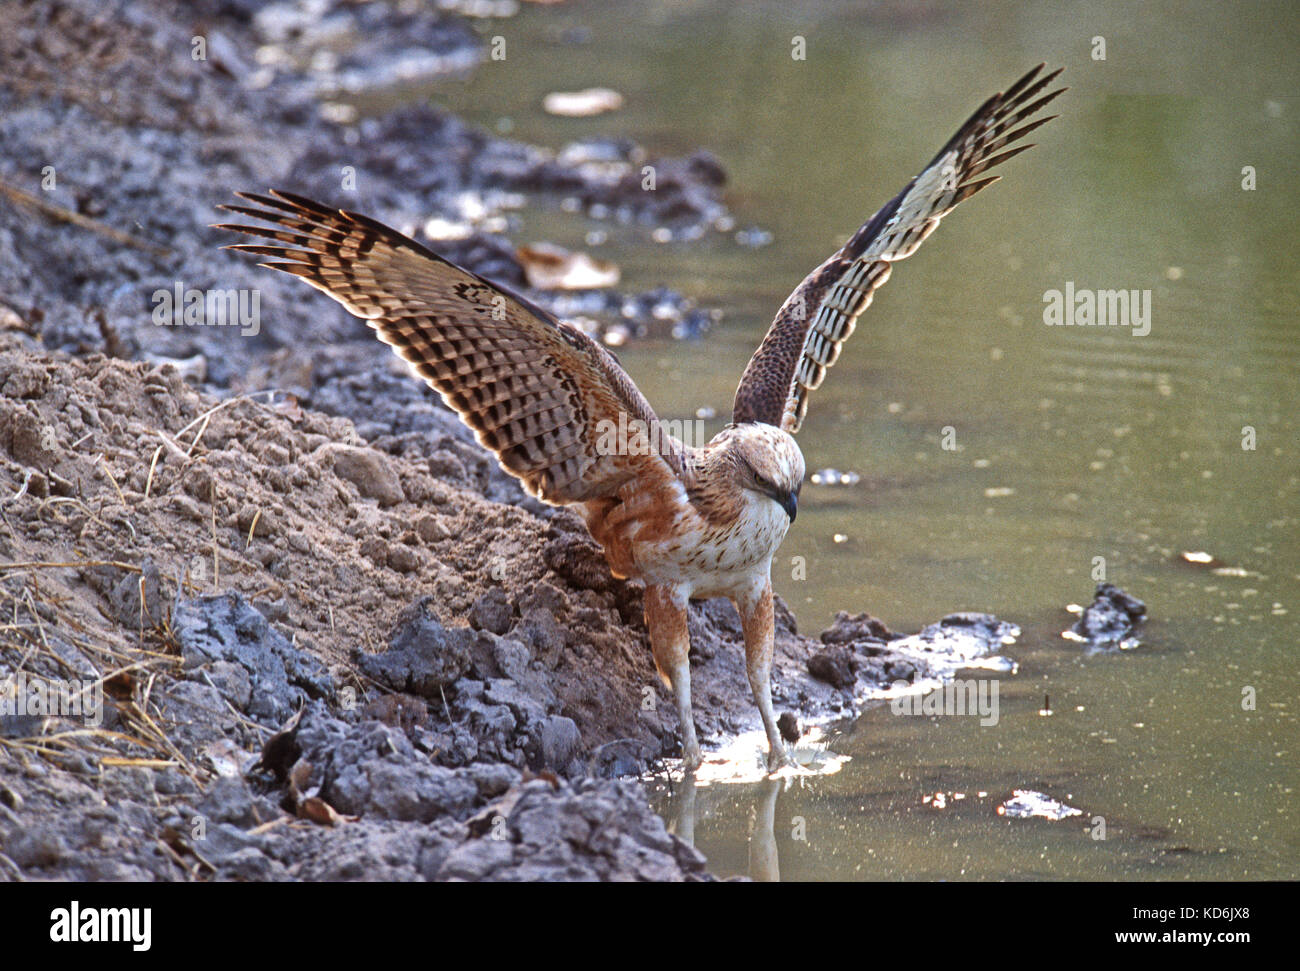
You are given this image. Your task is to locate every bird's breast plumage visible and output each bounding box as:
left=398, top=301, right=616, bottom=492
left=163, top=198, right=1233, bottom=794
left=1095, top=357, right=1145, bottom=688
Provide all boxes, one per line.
left=581, top=466, right=790, bottom=599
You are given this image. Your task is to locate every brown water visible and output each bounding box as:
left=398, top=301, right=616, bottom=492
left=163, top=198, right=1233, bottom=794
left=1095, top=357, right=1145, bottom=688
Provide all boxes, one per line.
left=422, top=0, right=1299, bottom=879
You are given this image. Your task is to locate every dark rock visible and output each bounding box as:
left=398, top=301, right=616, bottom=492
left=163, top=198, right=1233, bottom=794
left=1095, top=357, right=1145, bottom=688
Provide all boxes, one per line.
left=469, top=588, right=513, bottom=635
left=466, top=762, right=520, bottom=799
left=434, top=777, right=711, bottom=881
left=206, top=660, right=253, bottom=711
left=215, top=846, right=287, bottom=881
left=330, top=758, right=478, bottom=823
left=820, top=610, right=894, bottom=646
left=884, top=659, right=918, bottom=683
left=531, top=715, right=582, bottom=774
left=483, top=679, right=546, bottom=728
left=173, top=593, right=334, bottom=725
left=197, top=775, right=259, bottom=827
left=808, top=646, right=856, bottom=689
left=83, top=557, right=169, bottom=629
left=512, top=608, right=567, bottom=669
left=1071, top=583, right=1147, bottom=647
left=202, top=821, right=269, bottom=864
left=587, top=738, right=655, bottom=779
left=158, top=680, right=240, bottom=750
left=437, top=836, right=517, bottom=881
left=356, top=598, right=472, bottom=697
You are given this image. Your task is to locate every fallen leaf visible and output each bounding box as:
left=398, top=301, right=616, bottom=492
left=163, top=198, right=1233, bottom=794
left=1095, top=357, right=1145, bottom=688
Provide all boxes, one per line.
left=542, top=88, right=624, bottom=117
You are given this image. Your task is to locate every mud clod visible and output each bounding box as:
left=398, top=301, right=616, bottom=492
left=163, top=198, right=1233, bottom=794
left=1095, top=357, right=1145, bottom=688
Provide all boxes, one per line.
left=808, top=646, right=857, bottom=689
left=357, top=599, right=472, bottom=697
left=324, top=444, right=407, bottom=507
left=1071, top=583, right=1147, bottom=648
left=175, top=593, right=335, bottom=724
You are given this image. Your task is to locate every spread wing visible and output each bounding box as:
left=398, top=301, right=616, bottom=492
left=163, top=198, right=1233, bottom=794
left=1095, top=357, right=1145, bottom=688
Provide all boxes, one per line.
left=216, top=190, right=682, bottom=504
left=732, top=64, right=1066, bottom=432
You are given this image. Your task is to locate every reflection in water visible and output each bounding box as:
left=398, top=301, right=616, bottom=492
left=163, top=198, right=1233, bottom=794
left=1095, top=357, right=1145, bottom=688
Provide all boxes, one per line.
left=657, top=723, right=856, bottom=881
left=667, top=773, right=783, bottom=882
left=748, top=779, right=781, bottom=883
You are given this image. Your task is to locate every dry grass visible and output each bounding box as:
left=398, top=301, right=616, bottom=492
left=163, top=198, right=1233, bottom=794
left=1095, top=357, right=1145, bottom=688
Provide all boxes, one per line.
left=0, top=562, right=198, bottom=781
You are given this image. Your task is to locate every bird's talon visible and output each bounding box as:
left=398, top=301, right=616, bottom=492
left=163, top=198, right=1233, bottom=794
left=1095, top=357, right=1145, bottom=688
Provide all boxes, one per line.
left=765, top=746, right=798, bottom=775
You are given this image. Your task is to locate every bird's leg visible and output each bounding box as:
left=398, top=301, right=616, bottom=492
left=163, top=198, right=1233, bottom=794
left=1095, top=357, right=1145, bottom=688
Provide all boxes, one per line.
left=735, top=576, right=792, bottom=773
left=644, top=583, right=701, bottom=771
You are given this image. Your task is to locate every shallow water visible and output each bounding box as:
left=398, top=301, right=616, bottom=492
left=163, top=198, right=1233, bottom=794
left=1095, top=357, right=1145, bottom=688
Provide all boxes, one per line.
left=419, top=0, right=1298, bottom=879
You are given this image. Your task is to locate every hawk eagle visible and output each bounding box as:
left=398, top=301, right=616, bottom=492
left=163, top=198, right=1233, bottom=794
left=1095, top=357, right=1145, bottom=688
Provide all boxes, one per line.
left=217, top=64, right=1064, bottom=773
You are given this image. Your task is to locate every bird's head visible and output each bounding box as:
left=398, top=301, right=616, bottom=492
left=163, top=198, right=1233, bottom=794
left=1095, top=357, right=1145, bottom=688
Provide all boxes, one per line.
left=723, top=422, right=806, bottom=523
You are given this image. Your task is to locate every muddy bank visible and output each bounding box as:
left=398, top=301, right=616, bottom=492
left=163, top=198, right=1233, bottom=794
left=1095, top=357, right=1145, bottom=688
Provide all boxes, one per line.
left=0, top=0, right=1022, bottom=881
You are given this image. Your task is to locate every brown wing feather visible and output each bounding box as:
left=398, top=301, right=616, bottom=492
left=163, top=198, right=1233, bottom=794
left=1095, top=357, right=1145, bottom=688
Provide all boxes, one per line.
left=216, top=190, right=681, bottom=503
left=732, top=64, right=1066, bottom=432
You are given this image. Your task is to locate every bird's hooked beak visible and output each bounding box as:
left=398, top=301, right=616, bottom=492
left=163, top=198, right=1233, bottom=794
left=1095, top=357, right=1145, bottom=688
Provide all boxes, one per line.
left=775, top=488, right=798, bottom=523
